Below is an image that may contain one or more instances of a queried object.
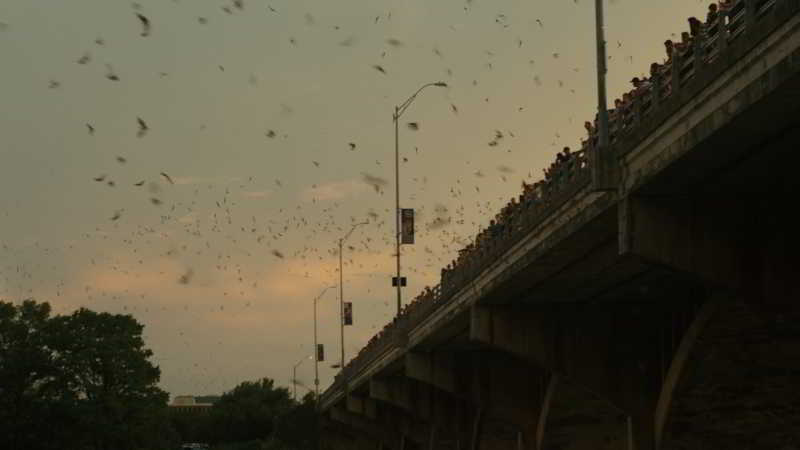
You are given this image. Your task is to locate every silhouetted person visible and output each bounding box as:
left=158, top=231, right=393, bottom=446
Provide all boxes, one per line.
left=689, top=17, right=702, bottom=37
left=707, top=3, right=719, bottom=23
left=664, top=39, right=674, bottom=63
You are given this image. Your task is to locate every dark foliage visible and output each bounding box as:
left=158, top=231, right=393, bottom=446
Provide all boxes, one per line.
left=0, top=299, right=178, bottom=450
left=169, top=381, right=318, bottom=450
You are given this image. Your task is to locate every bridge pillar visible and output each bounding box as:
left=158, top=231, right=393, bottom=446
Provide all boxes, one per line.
left=368, top=377, right=439, bottom=448
left=430, top=345, right=547, bottom=450
left=657, top=296, right=800, bottom=449
left=404, top=351, right=479, bottom=448
left=469, top=302, right=685, bottom=449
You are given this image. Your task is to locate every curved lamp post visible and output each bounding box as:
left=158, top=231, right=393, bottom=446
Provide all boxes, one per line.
left=392, top=81, right=448, bottom=316
left=312, top=285, right=336, bottom=401
left=338, top=220, right=369, bottom=371
left=292, top=355, right=312, bottom=401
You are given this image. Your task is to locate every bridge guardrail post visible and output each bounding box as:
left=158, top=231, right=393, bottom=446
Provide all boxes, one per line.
left=590, top=139, right=619, bottom=192
left=632, top=93, right=643, bottom=128
left=745, top=0, right=758, bottom=26
left=671, top=49, right=683, bottom=93
left=719, top=10, right=730, bottom=51
left=394, top=317, right=409, bottom=349
left=651, top=70, right=662, bottom=110
left=693, top=30, right=706, bottom=67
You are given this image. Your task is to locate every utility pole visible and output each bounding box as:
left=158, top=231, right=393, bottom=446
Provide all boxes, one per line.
left=338, top=221, right=368, bottom=371
left=292, top=356, right=310, bottom=401
left=339, top=237, right=345, bottom=372
left=312, top=285, right=334, bottom=403
left=596, top=0, right=610, bottom=148
left=392, top=81, right=447, bottom=316
left=394, top=105, right=401, bottom=317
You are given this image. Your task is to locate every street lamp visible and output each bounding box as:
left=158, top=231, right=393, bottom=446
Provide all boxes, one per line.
left=292, top=355, right=312, bottom=401
left=312, top=285, right=335, bottom=401
left=392, top=81, right=447, bottom=317
left=595, top=0, right=610, bottom=148
left=338, top=220, right=369, bottom=372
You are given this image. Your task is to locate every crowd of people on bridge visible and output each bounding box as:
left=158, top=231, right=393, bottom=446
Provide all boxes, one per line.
left=439, top=146, right=586, bottom=293
left=336, top=0, right=776, bottom=380
left=584, top=0, right=756, bottom=148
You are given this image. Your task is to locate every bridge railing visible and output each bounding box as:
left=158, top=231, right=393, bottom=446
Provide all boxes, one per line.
left=441, top=150, right=590, bottom=299
left=319, top=0, right=787, bottom=410
left=607, top=0, right=781, bottom=146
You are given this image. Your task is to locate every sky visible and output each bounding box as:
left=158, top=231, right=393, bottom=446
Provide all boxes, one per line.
left=0, top=0, right=708, bottom=398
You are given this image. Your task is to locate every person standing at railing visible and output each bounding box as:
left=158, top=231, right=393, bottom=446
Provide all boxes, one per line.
left=621, top=92, right=634, bottom=127
left=689, top=16, right=704, bottom=37
left=584, top=120, right=595, bottom=141
left=475, top=228, right=487, bottom=257
left=664, top=39, right=675, bottom=63
left=525, top=180, right=540, bottom=208
left=534, top=180, right=546, bottom=204
left=675, top=31, right=692, bottom=53
left=632, top=76, right=653, bottom=107
left=718, top=0, right=734, bottom=13
left=649, top=62, right=662, bottom=81
left=609, top=99, right=623, bottom=141
left=588, top=118, right=601, bottom=149
left=522, top=180, right=534, bottom=207
left=707, top=3, right=720, bottom=23
left=489, top=219, right=500, bottom=238
left=505, top=197, right=519, bottom=235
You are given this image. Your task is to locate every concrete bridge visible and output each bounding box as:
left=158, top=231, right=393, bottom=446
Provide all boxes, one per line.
left=318, top=1, right=800, bottom=448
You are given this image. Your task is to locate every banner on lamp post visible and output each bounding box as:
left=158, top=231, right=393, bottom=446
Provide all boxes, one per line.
left=316, top=344, right=324, bottom=362
left=401, top=208, right=414, bottom=244
left=343, top=302, right=353, bottom=325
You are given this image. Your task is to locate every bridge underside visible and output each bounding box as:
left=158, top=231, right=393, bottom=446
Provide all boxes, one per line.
left=320, top=2, right=800, bottom=448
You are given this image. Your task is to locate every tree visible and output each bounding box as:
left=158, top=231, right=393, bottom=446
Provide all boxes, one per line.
left=276, top=392, right=319, bottom=450
left=176, top=379, right=320, bottom=450
left=206, top=378, right=294, bottom=444
left=0, top=300, right=58, bottom=450
left=0, top=299, right=177, bottom=450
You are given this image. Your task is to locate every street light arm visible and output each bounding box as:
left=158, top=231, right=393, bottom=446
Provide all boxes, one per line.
left=313, top=285, right=336, bottom=304
left=294, top=355, right=312, bottom=369
left=341, top=220, right=369, bottom=243
left=395, top=82, right=447, bottom=120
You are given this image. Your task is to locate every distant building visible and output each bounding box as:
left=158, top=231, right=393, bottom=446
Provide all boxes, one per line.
left=169, top=395, right=214, bottom=414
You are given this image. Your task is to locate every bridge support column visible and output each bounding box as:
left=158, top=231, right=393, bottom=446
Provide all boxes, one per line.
left=470, top=302, right=672, bottom=449
left=627, top=411, right=656, bottom=450
left=368, top=377, right=436, bottom=447
left=441, top=342, right=548, bottom=449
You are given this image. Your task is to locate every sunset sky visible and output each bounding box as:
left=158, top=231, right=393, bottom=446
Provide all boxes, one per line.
left=0, top=0, right=706, bottom=398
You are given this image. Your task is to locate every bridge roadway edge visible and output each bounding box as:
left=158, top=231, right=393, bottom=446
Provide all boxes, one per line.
left=320, top=2, right=800, bottom=448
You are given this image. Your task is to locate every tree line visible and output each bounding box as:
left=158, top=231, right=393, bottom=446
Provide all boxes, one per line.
left=0, top=299, right=318, bottom=450
left=170, top=383, right=318, bottom=450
